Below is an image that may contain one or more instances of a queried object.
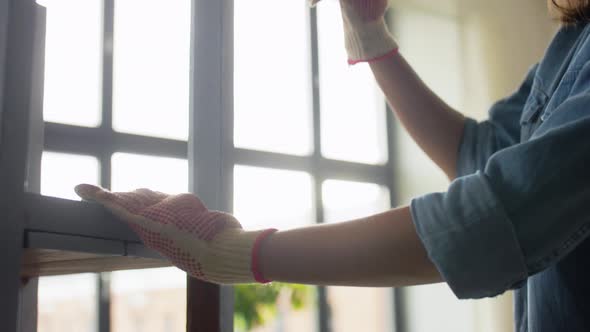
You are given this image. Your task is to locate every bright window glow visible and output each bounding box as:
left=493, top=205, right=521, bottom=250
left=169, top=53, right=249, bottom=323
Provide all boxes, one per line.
left=317, top=2, right=388, bottom=165
left=111, top=152, right=187, bottom=194
left=41, top=151, right=100, bottom=200
left=37, top=273, right=97, bottom=332
left=112, top=0, right=191, bottom=140
left=233, top=0, right=313, bottom=156
left=42, top=0, right=102, bottom=127
left=111, top=267, right=186, bottom=293
left=233, top=165, right=314, bottom=230
left=328, top=287, right=393, bottom=332
left=322, top=180, right=390, bottom=223
left=110, top=154, right=188, bottom=332
left=111, top=268, right=187, bottom=332
left=323, top=180, right=392, bottom=332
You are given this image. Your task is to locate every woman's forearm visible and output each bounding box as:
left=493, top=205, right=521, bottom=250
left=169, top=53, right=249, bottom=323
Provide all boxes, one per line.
left=370, top=54, right=466, bottom=180
left=258, top=206, right=442, bottom=287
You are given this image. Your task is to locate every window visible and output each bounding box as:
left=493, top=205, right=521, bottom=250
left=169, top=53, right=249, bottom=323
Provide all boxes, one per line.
left=38, top=0, right=191, bottom=330
left=233, top=0, right=313, bottom=156
left=112, top=0, right=190, bottom=140
left=37, top=274, right=97, bottom=332
left=42, top=0, right=102, bottom=127
left=37, top=0, right=398, bottom=331
left=110, top=268, right=187, bottom=332
left=41, top=152, right=100, bottom=201
left=317, top=1, right=388, bottom=165
left=323, top=180, right=393, bottom=332
left=232, top=2, right=396, bottom=331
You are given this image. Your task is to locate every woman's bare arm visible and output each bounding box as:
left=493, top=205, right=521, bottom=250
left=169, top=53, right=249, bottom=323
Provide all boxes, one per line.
left=370, top=54, right=466, bottom=180
left=258, top=206, right=442, bottom=287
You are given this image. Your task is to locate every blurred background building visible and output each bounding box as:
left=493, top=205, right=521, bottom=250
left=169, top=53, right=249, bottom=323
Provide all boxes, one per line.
left=36, top=0, right=556, bottom=331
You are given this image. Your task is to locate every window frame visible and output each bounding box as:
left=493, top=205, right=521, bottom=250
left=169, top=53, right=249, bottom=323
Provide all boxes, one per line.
left=3, top=0, right=405, bottom=332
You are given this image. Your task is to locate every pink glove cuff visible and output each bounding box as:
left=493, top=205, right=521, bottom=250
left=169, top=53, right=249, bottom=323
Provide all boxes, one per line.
left=251, top=228, right=278, bottom=283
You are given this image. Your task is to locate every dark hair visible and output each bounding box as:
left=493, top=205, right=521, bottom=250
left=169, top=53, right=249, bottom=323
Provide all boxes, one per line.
left=552, top=0, right=590, bottom=24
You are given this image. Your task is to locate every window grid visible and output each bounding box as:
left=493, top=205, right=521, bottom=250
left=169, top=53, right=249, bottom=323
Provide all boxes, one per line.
left=41, top=3, right=400, bottom=332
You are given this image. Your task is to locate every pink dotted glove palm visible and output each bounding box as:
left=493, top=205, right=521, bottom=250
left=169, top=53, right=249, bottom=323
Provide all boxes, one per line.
left=74, top=184, right=276, bottom=284
left=310, top=0, right=398, bottom=64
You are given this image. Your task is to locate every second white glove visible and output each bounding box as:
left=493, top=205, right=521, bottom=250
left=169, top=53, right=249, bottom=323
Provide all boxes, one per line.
left=312, top=0, right=398, bottom=65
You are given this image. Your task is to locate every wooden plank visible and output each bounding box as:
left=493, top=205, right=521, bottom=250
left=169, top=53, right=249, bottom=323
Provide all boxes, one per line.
left=26, top=231, right=126, bottom=256
left=21, top=249, right=170, bottom=277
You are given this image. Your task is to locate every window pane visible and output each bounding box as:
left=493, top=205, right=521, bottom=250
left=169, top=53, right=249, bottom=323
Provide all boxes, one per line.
left=41, top=152, right=100, bottom=200
left=42, top=0, right=102, bottom=127
left=234, top=1, right=313, bottom=156
left=37, top=274, right=97, bottom=332
left=235, top=283, right=316, bottom=332
left=233, top=166, right=314, bottom=230
left=317, top=2, right=388, bottom=165
left=112, top=0, right=190, bottom=140
left=233, top=166, right=316, bottom=332
left=111, top=152, right=187, bottom=193
left=111, top=268, right=187, bottom=332
left=322, top=180, right=392, bottom=332
left=322, top=180, right=390, bottom=223
left=110, top=155, right=188, bottom=331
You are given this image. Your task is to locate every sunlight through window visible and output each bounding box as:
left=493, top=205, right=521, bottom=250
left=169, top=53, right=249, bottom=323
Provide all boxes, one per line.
left=233, top=165, right=314, bottom=230
left=111, top=268, right=187, bottom=332
left=112, top=0, right=190, bottom=140
left=41, top=152, right=100, bottom=200
left=111, top=152, right=188, bottom=194
left=234, top=0, right=313, bottom=156
left=322, top=180, right=390, bottom=223
left=317, top=1, right=388, bottom=165
left=37, top=274, right=97, bottom=332
left=323, top=180, right=392, bottom=332
left=42, top=0, right=102, bottom=127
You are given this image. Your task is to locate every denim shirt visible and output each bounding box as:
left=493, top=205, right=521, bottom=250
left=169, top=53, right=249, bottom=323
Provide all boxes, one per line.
left=410, top=23, right=590, bottom=331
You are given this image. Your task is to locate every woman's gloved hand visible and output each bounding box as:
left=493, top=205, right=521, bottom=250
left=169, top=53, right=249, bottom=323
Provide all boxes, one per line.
left=310, top=0, right=398, bottom=65
left=74, top=184, right=277, bottom=284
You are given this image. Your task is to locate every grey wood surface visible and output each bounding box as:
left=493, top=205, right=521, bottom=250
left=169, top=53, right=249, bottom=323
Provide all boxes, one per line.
left=0, top=0, right=40, bottom=329
left=24, top=193, right=142, bottom=242
left=17, top=279, right=38, bottom=332
left=0, top=0, right=7, bottom=135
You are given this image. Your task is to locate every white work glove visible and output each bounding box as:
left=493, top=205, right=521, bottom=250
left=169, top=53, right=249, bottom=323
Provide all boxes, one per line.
left=75, top=184, right=277, bottom=284
left=311, top=0, right=398, bottom=65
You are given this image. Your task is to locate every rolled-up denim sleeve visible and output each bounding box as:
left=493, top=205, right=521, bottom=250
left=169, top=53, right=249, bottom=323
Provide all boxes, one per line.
left=411, top=70, right=590, bottom=299
left=457, top=64, right=538, bottom=177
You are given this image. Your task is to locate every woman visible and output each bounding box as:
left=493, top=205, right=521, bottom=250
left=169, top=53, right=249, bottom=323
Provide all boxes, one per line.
left=75, top=0, right=590, bottom=330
